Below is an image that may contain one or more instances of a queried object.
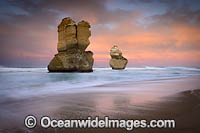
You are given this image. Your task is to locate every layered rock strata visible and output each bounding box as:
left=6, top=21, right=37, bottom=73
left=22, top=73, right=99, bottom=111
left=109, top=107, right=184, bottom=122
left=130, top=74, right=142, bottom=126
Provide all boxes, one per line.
left=48, top=17, right=94, bottom=72
left=109, top=45, right=128, bottom=69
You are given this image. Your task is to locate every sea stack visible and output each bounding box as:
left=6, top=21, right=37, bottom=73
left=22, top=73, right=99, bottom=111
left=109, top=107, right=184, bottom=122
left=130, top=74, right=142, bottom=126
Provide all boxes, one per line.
left=109, top=45, right=128, bottom=69
left=48, top=17, right=94, bottom=72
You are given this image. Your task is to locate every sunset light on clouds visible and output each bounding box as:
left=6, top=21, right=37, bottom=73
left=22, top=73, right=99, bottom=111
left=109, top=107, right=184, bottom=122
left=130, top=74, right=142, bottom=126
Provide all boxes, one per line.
left=0, top=0, right=200, bottom=67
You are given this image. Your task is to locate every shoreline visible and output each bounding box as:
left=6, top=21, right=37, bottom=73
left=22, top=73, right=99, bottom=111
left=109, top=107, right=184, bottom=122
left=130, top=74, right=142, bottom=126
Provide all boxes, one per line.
left=0, top=76, right=200, bottom=132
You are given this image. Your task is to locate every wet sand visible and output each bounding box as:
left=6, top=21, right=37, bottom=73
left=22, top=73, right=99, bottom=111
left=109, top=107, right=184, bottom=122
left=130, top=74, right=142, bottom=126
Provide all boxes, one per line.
left=0, top=77, right=200, bottom=132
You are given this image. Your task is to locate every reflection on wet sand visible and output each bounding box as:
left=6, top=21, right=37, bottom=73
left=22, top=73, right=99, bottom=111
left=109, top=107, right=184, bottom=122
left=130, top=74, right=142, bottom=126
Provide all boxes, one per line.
left=0, top=77, right=200, bottom=132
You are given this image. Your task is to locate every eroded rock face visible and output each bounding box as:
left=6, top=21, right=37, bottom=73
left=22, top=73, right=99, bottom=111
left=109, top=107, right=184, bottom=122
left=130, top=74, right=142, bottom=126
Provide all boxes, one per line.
left=48, top=49, right=93, bottom=72
left=77, top=20, right=91, bottom=51
left=57, top=17, right=77, bottom=52
left=109, top=45, right=128, bottom=69
left=48, top=17, right=94, bottom=72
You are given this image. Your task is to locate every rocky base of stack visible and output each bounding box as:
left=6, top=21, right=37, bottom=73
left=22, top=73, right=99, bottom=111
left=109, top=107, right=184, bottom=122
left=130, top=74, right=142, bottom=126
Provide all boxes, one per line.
left=110, top=57, right=128, bottom=70
left=48, top=49, right=94, bottom=72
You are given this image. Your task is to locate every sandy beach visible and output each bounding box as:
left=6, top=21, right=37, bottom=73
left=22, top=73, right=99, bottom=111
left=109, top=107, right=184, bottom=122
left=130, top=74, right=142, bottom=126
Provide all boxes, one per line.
left=0, top=76, right=200, bottom=133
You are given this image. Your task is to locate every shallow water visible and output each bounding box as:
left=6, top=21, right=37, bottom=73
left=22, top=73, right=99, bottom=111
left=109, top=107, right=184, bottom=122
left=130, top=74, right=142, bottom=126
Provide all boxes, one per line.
left=1, top=67, right=200, bottom=132
left=0, top=67, right=200, bottom=99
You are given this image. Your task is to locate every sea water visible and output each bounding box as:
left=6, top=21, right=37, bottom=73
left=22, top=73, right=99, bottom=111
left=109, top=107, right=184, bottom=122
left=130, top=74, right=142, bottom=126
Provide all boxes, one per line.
left=0, top=67, right=200, bottom=99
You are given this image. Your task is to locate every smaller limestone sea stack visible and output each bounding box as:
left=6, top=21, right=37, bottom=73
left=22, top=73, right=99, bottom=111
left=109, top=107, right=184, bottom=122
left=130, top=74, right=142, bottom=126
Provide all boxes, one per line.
left=109, top=45, right=128, bottom=69
left=48, top=17, right=94, bottom=72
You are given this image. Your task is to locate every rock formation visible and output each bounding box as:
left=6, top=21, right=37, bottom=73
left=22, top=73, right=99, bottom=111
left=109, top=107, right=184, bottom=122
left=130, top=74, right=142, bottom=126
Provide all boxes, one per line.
left=109, top=45, right=128, bottom=69
left=77, top=20, right=91, bottom=50
left=48, top=17, right=94, bottom=72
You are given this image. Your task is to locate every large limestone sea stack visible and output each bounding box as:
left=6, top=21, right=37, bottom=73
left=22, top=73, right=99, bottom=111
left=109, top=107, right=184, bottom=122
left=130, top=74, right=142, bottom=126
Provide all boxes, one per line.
left=48, top=17, right=94, bottom=72
left=109, top=45, right=128, bottom=69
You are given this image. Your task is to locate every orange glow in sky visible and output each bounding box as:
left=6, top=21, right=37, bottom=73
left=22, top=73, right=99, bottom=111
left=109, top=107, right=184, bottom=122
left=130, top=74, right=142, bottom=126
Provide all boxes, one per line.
left=0, top=0, right=200, bottom=67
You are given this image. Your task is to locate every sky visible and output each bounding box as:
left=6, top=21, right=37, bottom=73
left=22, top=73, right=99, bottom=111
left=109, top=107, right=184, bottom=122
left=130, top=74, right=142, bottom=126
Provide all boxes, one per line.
left=0, top=0, right=200, bottom=67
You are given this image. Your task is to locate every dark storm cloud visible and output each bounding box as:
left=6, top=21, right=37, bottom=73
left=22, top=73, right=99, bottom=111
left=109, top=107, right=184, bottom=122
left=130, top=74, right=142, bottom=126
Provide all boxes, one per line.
left=149, top=1, right=200, bottom=27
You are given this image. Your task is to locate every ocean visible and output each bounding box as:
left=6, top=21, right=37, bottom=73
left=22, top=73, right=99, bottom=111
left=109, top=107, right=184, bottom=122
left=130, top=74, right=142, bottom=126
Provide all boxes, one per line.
left=1, top=67, right=200, bottom=132
left=0, top=67, right=200, bottom=99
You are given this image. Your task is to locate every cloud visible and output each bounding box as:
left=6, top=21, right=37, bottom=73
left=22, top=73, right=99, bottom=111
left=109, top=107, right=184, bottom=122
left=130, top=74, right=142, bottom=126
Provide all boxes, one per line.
left=0, top=0, right=200, bottom=67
